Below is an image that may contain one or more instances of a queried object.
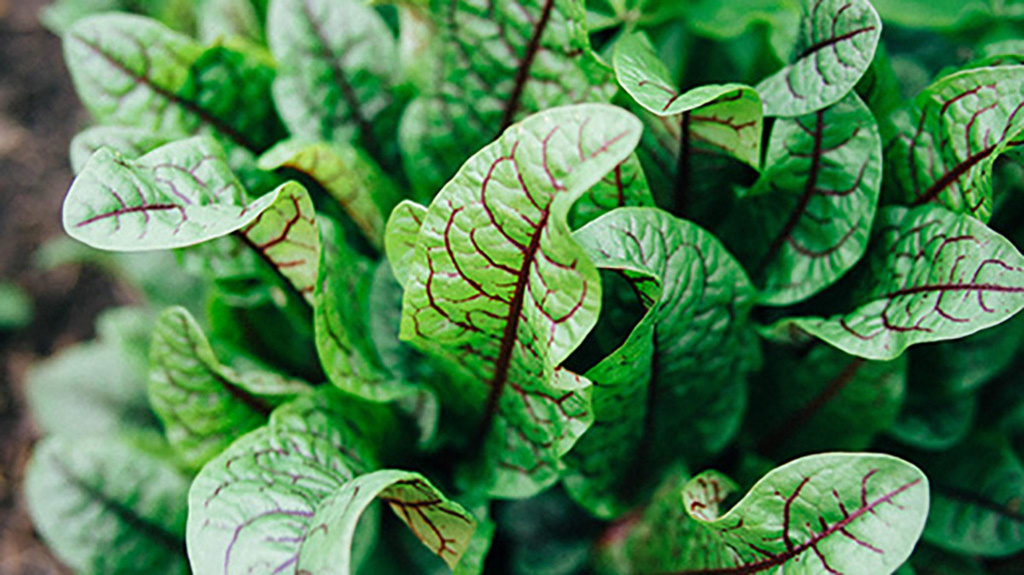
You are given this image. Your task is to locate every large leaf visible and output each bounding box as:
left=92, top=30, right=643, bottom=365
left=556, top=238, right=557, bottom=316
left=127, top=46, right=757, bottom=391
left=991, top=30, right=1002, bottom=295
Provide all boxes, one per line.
left=148, top=306, right=309, bottom=470
left=727, top=92, right=882, bottom=305
left=64, top=15, right=282, bottom=155
left=781, top=205, right=1024, bottom=360
left=885, top=67, right=1024, bottom=222
left=398, top=0, right=615, bottom=195
left=397, top=104, right=642, bottom=497
left=69, top=126, right=175, bottom=174
left=187, top=389, right=475, bottom=575
left=260, top=140, right=403, bottom=247
left=25, top=436, right=190, bottom=575
left=918, top=433, right=1024, bottom=557
left=613, top=453, right=929, bottom=574
left=63, top=137, right=279, bottom=251
left=751, top=345, right=906, bottom=459
left=267, top=0, right=399, bottom=166
left=614, top=32, right=763, bottom=170
left=562, top=207, right=758, bottom=518
left=756, top=0, right=882, bottom=117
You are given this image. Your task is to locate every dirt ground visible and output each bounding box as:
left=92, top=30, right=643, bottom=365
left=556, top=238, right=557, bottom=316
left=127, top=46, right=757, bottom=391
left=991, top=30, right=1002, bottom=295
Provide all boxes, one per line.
left=0, top=0, right=126, bottom=572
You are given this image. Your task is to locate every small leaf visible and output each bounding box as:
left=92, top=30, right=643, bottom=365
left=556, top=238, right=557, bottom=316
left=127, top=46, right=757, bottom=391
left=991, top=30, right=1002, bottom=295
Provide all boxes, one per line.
left=399, top=104, right=641, bottom=496
left=268, top=0, right=400, bottom=166
left=63, top=137, right=279, bottom=251
left=0, top=281, right=32, bottom=330
left=260, top=140, right=402, bottom=247
left=614, top=32, right=763, bottom=169
left=885, top=67, right=1024, bottom=222
left=617, top=453, right=929, bottom=574
left=25, top=436, right=189, bottom=575
left=919, top=433, right=1024, bottom=557
left=148, top=306, right=309, bottom=469
left=398, top=0, right=615, bottom=195
left=757, top=0, right=882, bottom=117
left=188, top=392, right=474, bottom=575
left=782, top=205, right=1024, bottom=360
left=727, top=92, right=882, bottom=305
left=237, top=180, right=322, bottom=302
left=562, top=207, right=758, bottom=518
left=385, top=200, right=428, bottom=288
left=70, top=126, right=177, bottom=174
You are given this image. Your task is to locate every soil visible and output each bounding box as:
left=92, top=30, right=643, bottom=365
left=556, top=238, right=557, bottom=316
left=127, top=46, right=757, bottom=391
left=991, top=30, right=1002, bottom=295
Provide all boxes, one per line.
left=0, top=1, right=126, bottom=572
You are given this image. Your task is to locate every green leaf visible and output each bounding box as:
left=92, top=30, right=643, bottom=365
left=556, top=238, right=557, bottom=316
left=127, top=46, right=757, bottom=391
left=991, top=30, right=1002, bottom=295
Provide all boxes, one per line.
left=26, top=307, right=159, bottom=436
left=781, top=205, right=1024, bottom=360
left=237, top=180, right=322, bottom=302
left=750, top=345, right=906, bottom=459
left=726, top=92, right=882, bottom=305
left=398, top=0, right=615, bottom=195
left=756, top=0, right=882, bottom=117
left=148, top=306, right=309, bottom=470
left=890, top=390, right=976, bottom=451
left=884, top=67, right=1024, bottom=222
left=63, top=137, right=279, bottom=251
left=197, top=0, right=264, bottom=45
left=398, top=104, right=642, bottom=497
left=562, top=207, right=758, bottom=518
left=267, top=0, right=400, bottom=166
left=25, top=436, right=189, bottom=575
left=919, top=433, right=1024, bottom=557
left=0, top=281, right=32, bottom=330
left=613, top=32, right=763, bottom=169
left=64, top=15, right=280, bottom=155
left=69, top=126, right=176, bottom=174
left=869, top=0, right=1004, bottom=30
left=385, top=200, right=428, bottom=288
left=187, top=392, right=475, bottom=574
left=616, top=453, right=929, bottom=574
left=259, top=140, right=402, bottom=247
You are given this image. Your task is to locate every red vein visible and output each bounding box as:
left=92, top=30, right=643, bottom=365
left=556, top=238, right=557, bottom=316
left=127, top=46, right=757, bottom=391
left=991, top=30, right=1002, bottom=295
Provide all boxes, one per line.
left=499, top=0, right=556, bottom=131
left=911, top=144, right=998, bottom=206
left=797, top=26, right=877, bottom=60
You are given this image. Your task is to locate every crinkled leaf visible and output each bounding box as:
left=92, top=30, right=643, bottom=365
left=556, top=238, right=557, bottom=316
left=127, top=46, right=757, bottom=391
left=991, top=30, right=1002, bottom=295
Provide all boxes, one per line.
left=727, top=92, right=882, bottom=305
left=63, top=137, right=279, bottom=251
left=562, top=207, right=758, bottom=518
left=260, top=140, right=402, bottom=248
left=188, top=391, right=473, bottom=575
left=781, top=205, right=1024, bottom=360
left=614, top=32, right=763, bottom=169
left=398, top=0, right=615, bottom=195
left=756, top=0, right=881, bottom=117
left=64, top=16, right=282, bottom=155
left=751, top=345, right=906, bottom=459
left=398, top=104, right=642, bottom=496
left=268, top=0, right=399, bottom=166
left=25, top=436, right=189, bottom=575
left=148, top=306, right=309, bottom=470
left=918, top=433, right=1024, bottom=557
left=885, top=67, right=1024, bottom=222
left=614, top=454, right=928, bottom=574
left=237, top=180, right=322, bottom=302
left=69, top=126, right=176, bottom=174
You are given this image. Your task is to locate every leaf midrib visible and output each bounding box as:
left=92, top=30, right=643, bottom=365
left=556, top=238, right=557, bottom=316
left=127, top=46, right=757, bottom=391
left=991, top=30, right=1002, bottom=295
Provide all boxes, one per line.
left=72, top=33, right=262, bottom=154
left=499, top=0, right=557, bottom=131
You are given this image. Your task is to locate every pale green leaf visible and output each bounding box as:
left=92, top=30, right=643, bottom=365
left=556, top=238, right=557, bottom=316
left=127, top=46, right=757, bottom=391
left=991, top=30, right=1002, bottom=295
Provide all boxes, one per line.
left=385, top=200, right=428, bottom=288
left=70, top=126, right=177, bottom=174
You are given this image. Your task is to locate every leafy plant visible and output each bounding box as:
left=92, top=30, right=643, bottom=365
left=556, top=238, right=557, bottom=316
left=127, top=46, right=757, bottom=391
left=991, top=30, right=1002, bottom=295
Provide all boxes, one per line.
left=23, top=0, right=1024, bottom=573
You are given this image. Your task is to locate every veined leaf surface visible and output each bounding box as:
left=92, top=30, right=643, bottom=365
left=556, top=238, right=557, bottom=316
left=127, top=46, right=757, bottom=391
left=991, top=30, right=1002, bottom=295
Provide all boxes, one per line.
left=757, top=0, right=881, bottom=117
left=70, top=126, right=176, bottom=174
left=885, top=67, right=1024, bottom=222
left=614, top=453, right=929, bottom=575
left=398, top=104, right=642, bottom=497
left=783, top=205, right=1024, bottom=360
left=398, top=0, right=615, bottom=195
left=562, top=207, right=758, bottom=518
left=63, top=137, right=279, bottom=251
left=729, top=92, right=882, bottom=305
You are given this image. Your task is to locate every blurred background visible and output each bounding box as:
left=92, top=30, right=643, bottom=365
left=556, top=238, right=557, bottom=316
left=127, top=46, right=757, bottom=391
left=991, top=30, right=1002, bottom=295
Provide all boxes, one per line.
left=0, top=1, right=102, bottom=572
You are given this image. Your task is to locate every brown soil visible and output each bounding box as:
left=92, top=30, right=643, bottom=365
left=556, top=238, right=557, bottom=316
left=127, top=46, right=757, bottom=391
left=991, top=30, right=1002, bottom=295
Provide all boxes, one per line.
left=0, top=1, right=126, bottom=572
